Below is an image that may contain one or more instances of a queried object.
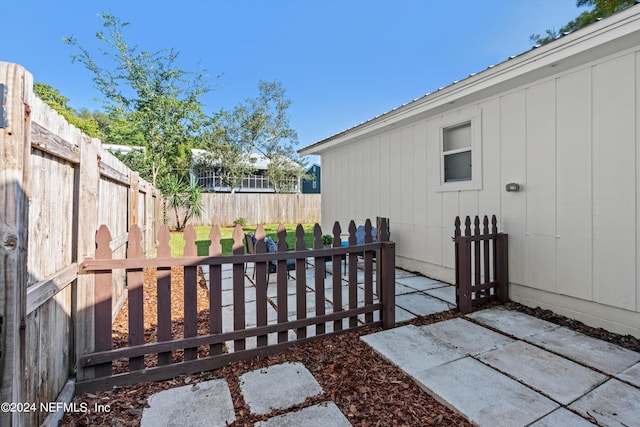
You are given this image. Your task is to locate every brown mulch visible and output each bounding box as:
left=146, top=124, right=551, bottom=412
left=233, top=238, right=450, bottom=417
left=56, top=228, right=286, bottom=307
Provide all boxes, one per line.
left=60, top=269, right=640, bottom=427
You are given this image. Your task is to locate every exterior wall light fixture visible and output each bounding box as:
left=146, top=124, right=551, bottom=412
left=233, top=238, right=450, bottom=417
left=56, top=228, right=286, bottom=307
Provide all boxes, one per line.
left=505, top=183, right=521, bottom=192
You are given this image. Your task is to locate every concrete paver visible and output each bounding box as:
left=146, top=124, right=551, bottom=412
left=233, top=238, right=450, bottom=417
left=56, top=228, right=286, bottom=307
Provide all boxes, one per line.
left=467, top=306, right=560, bottom=339
left=527, top=326, right=640, bottom=375
left=254, top=402, right=352, bottom=427
left=239, top=362, right=323, bottom=415
left=419, top=317, right=513, bottom=356
left=140, top=379, right=235, bottom=427
left=394, top=282, right=420, bottom=295
left=395, top=293, right=453, bottom=316
left=477, top=341, right=607, bottom=405
left=424, top=285, right=456, bottom=305
left=415, top=357, right=558, bottom=427
left=396, top=275, right=444, bottom=291
left=529, top=408, right=596, bottom=427
left=569, top=379, right=640, bottom=426
left=360, top=325, right=464, bottom=376
left=617, top=362, right=640, bottom=387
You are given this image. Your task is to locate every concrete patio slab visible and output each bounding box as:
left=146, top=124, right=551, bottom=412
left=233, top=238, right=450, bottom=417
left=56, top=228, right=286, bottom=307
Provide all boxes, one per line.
left=477, top=341, right=607, bottom=405
left=415, top=357, right=558, bottom=427
left=360, top=325, right=464, bottom=377
left=395, top=269, right=417, bottom=279
left=569, top=379, right=640, bottom=427
left=395, top=306, right=416, bottom=323
left=370, top=306, right=417, bottom=324
left=396, top=275, right=444, bottom=291
left=529, top=408, right=594, bottom=427
left=255, top=402, right=352, bottom=427
left=239, top=362, right=323, bottom=415
left=140, top=379, right=235, bottom=427
left=394, top=283, right=420, bottom=295
left=420, top=317, right=513, bottom=356
left=395, top=293, right=453, bottom=316
left=467, top=307, right=559, bottom=339
left=423, top=285, right=456, bottom=305
left=527, top=326, right=640, bottom=375
left=617, top=362, right=640, bottom=387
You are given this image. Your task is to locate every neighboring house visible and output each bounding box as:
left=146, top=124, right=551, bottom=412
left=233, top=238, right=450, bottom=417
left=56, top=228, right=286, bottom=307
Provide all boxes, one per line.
left=102, top=143, right=145, bottom=155
left=300, top=6, right=640, bottom=338
left=191, top=149, right=300, bottom=193
left=302, top=163, right=321, bottom=194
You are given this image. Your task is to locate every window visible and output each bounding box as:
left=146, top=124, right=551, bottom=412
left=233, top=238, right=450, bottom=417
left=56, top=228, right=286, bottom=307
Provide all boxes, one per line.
left=437, top=112, right=482, bottom=192
left=443, top=122, right=472, bottom=182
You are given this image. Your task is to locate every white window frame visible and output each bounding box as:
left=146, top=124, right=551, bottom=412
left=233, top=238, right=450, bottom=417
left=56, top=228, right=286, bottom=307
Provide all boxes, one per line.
left=437, top=112, right=482, bottom=192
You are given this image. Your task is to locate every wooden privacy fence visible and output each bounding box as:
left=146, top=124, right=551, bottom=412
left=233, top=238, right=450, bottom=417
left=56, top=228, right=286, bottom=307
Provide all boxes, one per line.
left=1, top=62, right=161, bottom=426
left=77, top=218, right=395, bottom=393
left=454, top=215, right=508, bottom=313
left=167, top=193, right=321, bottom=227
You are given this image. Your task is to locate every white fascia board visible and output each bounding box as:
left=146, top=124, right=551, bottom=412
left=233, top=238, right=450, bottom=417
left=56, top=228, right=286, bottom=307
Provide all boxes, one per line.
left=299, top=5, right=640, bottom=156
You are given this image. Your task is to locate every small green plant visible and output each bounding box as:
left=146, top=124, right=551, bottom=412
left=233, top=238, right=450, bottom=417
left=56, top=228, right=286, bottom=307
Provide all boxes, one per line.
left=233, top=217, right=247, bottom=227
left=321, top=234, right=333, bottom=246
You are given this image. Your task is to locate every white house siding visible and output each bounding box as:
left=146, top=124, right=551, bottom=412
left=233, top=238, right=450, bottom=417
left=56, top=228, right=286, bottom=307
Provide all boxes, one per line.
left=319, top=47, right=640, bottom=337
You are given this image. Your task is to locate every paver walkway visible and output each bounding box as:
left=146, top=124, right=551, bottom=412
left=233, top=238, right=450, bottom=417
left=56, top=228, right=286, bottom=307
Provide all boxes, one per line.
left=141, top=362, right=351, bottom=427
left=363, top=306, right=640, bottom=426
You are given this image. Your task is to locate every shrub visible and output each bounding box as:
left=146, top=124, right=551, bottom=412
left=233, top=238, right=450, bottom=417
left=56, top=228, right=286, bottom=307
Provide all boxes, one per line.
left=321, top=234, right=333, bottom=246
left=233, top=217, right=247, bottom=227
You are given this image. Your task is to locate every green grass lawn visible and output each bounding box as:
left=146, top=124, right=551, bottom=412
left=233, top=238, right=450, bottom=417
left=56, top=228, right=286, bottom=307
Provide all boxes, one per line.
left=169, top=224, right=317, bottom=257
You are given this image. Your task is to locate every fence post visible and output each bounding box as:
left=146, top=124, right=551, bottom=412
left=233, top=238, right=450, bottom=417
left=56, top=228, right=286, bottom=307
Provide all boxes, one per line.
left=495, top=230, right=509, bottom=303
left=144, top=183, right=154, bottom=253
left=129, top=171, right=139, bottom=228
left=378, top=218, right=395, bottom=329
left=93, top=226, right=114, bottom=378
left=456, top=216, right=473, bottom=314
left=75, top=135, right=101, bottom=382
left=0, top=62, right=32, bottom=427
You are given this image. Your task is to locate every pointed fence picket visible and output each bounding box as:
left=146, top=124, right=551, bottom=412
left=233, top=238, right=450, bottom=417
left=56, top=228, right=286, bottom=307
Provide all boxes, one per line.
left=77, top=218, right=395, bottom=394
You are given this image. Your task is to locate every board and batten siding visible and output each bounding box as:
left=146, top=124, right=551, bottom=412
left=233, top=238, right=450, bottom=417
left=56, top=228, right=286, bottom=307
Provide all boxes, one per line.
left=320, top=48, right=640, bottom=337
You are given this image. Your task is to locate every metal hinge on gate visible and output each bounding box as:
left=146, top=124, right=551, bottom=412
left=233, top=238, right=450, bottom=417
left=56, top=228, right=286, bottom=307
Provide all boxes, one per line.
left=0, top=84, right=7, bottom=128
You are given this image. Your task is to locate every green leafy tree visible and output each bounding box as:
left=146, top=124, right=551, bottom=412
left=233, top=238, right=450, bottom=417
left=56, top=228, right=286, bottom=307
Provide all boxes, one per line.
left=34, top=82, right=101, bottom=137
left=200, top=80, right=305, bottom=193
left=530, top=0, right=635, bottom=45
left=64, top=12, right=211, bottom=187
left=264, top=154, right=304, bottom=193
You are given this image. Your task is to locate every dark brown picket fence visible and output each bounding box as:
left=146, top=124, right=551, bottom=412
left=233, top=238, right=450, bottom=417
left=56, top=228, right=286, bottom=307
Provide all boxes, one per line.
left=77, top=218, right=395, bottom=393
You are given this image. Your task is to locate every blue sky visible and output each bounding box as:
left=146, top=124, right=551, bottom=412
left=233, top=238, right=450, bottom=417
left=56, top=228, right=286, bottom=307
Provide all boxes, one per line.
left=2, top=0, right=584, bottom=155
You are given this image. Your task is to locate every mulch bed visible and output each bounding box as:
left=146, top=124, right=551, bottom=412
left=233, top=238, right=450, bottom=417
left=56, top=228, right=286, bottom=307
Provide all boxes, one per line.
left=60, top=269, right=640, bottom=426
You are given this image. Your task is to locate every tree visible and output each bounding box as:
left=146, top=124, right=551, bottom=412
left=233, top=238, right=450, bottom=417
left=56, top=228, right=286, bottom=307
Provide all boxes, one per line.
left=530, top=0, right=635, bottom=45
left=165, top=175, right=204, bottom=231
left=34, top=82, right=101, bottom=137
left=199, top=80, right=305, bottom=193
left=64, top=12, right=211, bottom=187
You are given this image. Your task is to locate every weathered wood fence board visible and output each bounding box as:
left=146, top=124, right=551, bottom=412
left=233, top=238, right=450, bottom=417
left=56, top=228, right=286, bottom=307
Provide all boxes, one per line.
left=454, top=215, right=508, bottom=313
left=0, top=62, right=161, bottom=427
left=76, top=218, right=395, bottom=394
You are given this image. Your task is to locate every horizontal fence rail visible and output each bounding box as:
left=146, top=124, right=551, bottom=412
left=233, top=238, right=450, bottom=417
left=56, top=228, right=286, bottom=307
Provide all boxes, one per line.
left=77, top=218, right=395, bottom=393
left=454, top=215, right=508, bottom=314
